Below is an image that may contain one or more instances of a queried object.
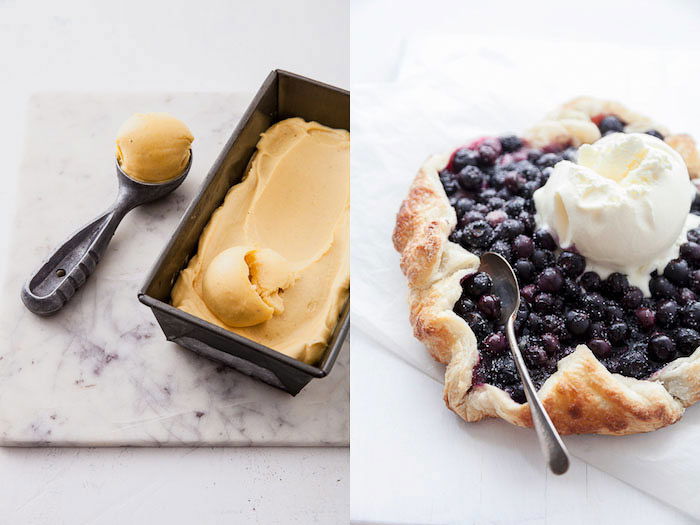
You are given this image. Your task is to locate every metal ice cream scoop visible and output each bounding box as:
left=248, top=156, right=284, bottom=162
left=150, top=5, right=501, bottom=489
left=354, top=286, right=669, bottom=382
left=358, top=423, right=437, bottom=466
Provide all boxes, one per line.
left=479, top=252, right=570, bottom=475
left=21, top=154, right=191, bottom=316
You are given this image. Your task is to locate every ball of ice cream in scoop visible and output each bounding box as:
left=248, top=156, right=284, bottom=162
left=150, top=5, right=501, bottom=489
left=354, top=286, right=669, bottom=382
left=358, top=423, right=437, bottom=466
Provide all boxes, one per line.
left=534, top=132, right=698, bottom=293
left=202, top=246, right=296, bottom=328
left=116, top=112, right=194, bottom=183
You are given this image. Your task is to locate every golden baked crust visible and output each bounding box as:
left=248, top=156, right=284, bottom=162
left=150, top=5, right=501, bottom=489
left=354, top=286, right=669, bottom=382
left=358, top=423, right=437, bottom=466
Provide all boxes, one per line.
left=394, top=97, right=700, bottom=435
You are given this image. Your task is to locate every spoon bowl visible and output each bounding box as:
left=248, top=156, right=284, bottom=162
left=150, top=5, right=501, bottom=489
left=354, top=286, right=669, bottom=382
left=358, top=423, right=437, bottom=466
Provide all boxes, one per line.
left=479, top=252, right=571, bottom=475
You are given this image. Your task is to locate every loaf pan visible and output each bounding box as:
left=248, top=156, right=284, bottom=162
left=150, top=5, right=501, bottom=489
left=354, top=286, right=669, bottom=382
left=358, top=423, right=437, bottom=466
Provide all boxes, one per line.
left=138, top=70, right=349, bottom=395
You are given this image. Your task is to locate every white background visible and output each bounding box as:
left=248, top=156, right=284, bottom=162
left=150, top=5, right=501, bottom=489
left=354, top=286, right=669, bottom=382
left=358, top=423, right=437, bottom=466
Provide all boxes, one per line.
left=0, top=1, right=348, bottom=523
left=351, top=0, right=700, bottom=524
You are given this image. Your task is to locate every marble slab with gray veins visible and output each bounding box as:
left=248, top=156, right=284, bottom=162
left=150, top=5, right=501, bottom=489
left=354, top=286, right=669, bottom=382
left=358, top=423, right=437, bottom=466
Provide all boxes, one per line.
left=0, top=93, right=349, bottom=446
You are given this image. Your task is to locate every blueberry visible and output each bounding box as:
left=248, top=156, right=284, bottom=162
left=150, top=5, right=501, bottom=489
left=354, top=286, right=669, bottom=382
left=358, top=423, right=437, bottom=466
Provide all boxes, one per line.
left=464, top=311, right=492, bottom=341
left=493, top=355, right=518, bottom=384
left=458, top=165, right=484, bottom=191
left=527, top=312, right=546, bottom=334
left=688, top=228, right=700, bottom=244
left=478, top=294, right=502, bottom=320
left=675, top=327, right=700, bottom=356
left=691, top=270, right=700, bottom=293
left=535, top=153, right=562, bottom=169
left=449, top=229, right=465, bottom=245
left=487, top=197, right=506, bottom=211
left=531, top=249, right=555, bottom=271
left=648, top=334, right=676, bottom=362
left=514, top=160, right=540, bottom=179
left=533, top=293, right=556, bottom=313
left=657, top=300, right=679, bottom=327
left=557, top=251, right=586, bottom=278
left=462, top=272, right=493, bottom=297
left=512, top=235, right=534, bottom=258
left=621, top=287, right=644, bottom=310
left=561, top=278, right=584, bottom=304
left=473, top=203, right=490, bottom=215
left=650, top=275, right=677, bottom=299
left=452, top=148, right=480, bottom=172
left=505, top=196, right=526, bottom=217
left=645, top=129, right=665, bottom=140
left=635, top=307, right=656, bottom=331
left=681, top=301, right=700, bottom=329
left=521, top=284, right=537, bottom=303
left=507, top=384, right=526, bottom=404
left=486, top=210, right=508, bottom=227
left=537, top=267, right=563, bottom=293
left=517, top=211, right=535, bottom=232
left=541, top=333, right=560, bottom=355
left=618, top=343, right=651, bottom=378
left=582, top=293, right=605, bottom=320
left=608, top=322, right=628, bottom=344
left=566, top=310, right=591, bottom=336
left=490, top=240, right=512, bottom=261
left=499, top=135, right=523, bottom=153
left=442, top=178, right=460, bottom=196
left=483, top=332, right=507, bottom=353
left=588, top=338, right=612, bottom=358
left=598, top=115, right=625, bottom=134
left=680, top=242, right=700, bottom=266
left=679, top=288, right=698, bottom=305
left=477, top=144, right=499, bottom=166
left=580, top=271, right=602, bottom=292
left=513, top=259, right=535, bottom=284
left=503, top=172, right=523, bottom=192
left=497, top=219, right=524, bottom=240
left=604, top=303, right=625, bottom=322
left=463, top=220, right=495, bottom=248
left=664, top=259, right=690, bottom=286
left=519, top=180, right=541, bottom=199
left=524, top=343, right=548, bottom=366
left=461, top=210, right=485, bottom=225
left=589, top=321, right=607, bottom=340
left=454, top=197, right=475, bottom=217
left=453, top=296, right=476, bottom=318
left=602, top=272, right=629, bottom=298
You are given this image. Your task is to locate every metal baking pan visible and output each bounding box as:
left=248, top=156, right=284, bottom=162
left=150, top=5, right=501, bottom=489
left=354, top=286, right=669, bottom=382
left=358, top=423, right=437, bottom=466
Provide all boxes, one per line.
left=138, top=70, right=349, bottom=395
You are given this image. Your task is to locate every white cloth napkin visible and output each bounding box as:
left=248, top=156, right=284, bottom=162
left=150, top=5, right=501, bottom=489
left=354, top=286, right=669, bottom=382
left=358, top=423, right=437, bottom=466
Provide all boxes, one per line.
left=352, top=35, right=700, bottom=519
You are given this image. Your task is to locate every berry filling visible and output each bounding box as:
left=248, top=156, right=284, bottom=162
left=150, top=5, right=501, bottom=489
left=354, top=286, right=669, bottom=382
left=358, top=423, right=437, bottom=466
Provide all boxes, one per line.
left=440, top=119, right=700, bottom=403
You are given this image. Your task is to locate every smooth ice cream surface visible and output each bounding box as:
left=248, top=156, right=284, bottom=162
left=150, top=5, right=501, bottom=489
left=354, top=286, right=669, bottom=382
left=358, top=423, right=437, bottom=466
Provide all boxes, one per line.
left=534, top=132, right=699, bottom=294
left=171, top=118, right=350, bottom=364
left=116, top=112, right=193, bottom=183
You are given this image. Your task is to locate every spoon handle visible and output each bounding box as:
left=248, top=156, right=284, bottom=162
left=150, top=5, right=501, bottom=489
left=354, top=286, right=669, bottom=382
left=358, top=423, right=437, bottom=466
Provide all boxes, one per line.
left=21, top=203, right=129, bottom=316
left=506, top=316, right=570, bottom=475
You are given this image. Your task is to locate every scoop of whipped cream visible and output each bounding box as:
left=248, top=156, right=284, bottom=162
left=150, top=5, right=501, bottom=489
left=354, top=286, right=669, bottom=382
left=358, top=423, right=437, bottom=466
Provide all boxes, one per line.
left=202, top=246, right=296, bottom=327
left=534, top=132, right=699, bottom=294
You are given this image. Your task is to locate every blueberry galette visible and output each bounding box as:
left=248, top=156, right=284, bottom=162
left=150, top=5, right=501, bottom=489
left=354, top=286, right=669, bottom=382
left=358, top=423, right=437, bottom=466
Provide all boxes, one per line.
left=393, top=97, right=700, bottom=435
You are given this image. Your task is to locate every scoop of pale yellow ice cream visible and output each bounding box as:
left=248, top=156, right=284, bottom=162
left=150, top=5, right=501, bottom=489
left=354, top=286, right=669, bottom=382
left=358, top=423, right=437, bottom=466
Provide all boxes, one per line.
left=201, top=246, right=295, bottom=327
left=116, top=112, right=194, bottom=183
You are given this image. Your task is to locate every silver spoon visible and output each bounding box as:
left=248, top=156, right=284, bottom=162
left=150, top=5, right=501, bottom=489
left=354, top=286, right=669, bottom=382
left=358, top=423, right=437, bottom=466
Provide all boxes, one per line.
left=479, top=252, right=570, bottom=475
left=21, top=154, right=192, bottom=316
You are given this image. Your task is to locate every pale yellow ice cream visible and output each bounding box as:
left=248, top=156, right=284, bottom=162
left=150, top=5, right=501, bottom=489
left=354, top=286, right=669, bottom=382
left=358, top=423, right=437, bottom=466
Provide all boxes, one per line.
left=171, top=118, right=350, bottom=364
left=202, top=247, right=295, bottom=327
left=116, top=112, right=194, bottom=183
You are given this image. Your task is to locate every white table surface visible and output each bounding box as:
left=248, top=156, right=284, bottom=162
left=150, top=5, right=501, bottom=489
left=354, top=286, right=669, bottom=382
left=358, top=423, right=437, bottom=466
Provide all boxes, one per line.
left=0, top=1, right=348, bottom=523
left=350, top=0, right=700, bottom=523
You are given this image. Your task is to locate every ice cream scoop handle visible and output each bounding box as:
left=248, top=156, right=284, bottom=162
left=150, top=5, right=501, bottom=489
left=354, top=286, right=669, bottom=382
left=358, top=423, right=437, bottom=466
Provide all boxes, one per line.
left=21, top=204, right=128, bottom=316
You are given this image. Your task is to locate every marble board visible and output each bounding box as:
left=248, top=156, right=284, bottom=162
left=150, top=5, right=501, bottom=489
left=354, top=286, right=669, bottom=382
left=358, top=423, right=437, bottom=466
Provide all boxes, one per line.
left=0, top=93, right=349, bottom=446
